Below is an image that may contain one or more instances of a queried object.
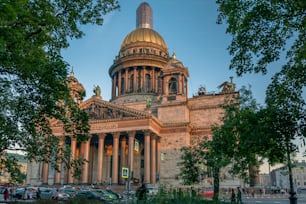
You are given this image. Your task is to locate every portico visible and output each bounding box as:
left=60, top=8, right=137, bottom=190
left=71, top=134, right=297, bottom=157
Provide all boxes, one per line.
left=44, top=96, right=161, bottom=185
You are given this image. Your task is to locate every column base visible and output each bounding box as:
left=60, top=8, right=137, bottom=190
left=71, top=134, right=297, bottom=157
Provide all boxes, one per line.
left=67, top=182, right=75, bottom=185
left=79, top=183, right=89, bottom=186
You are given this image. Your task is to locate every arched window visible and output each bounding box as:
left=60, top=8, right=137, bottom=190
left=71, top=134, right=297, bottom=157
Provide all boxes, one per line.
left=145, top=74, right=151, bottom=92
left=129, top=74, right=134, bottom=92
left=184, top=78, right=187, bottom=95
left=121, top=76, right=125, bottom=94
left=168, top=77, right=177, bottom=94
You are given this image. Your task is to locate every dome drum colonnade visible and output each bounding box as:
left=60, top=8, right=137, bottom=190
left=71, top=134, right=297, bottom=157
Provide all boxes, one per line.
left=41, top=130, right=160, bottom=185
left=110, top=64, right=188, bottom=101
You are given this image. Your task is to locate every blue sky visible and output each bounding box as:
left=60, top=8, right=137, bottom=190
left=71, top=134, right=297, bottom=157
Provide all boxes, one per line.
left=62, top=0, right=280, bottom=105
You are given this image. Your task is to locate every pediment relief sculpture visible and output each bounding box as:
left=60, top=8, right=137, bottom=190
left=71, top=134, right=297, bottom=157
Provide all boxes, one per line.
left=83, top=102, right=146, bottom=120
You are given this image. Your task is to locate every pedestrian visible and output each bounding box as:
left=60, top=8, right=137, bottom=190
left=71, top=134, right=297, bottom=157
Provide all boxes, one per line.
left=12, top=187, right=16, bottom=200
left=53, top=188, right=59, bottom=200
left=36, top=188, right=41, bottom=200
left=22, top=188, right=28, bottom=200
left=9, top=188, right=12, bottom=200
left=191, top=187, right=196, bottom=197
left=3, top=188, right=9, bottom=200
left=230, top=188, right=236, bottom=204
left=136, top=183, right=147, bottom=202
left=237, top=187, right=242, bottom=203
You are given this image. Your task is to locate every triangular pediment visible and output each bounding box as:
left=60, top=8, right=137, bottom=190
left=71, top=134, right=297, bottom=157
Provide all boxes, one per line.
left=81, top=96, right=149, bottom=121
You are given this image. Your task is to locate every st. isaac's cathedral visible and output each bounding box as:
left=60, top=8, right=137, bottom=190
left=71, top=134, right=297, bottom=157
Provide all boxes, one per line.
left=27, top=2, right=238, bottom=187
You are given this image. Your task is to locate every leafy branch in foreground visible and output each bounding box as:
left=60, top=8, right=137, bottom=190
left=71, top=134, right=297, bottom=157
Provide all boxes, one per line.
left=0, top=0, right=119, bottom=181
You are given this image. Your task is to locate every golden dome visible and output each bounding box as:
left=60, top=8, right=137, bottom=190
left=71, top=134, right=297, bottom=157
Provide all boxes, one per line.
left=121, top=28, right=167, bottom=50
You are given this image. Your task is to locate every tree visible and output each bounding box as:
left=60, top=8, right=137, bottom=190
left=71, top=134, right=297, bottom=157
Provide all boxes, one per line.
left=201, top=126, right=232, bottom=202
left=179, top=146, right=201, bottom=185
left=201, top=88, right=266, bottom=201
left=264, top=74, right=306, bottom=202
left=216, top=1, right=305, bottom=202
left=0, top=0, right=119, bottom=180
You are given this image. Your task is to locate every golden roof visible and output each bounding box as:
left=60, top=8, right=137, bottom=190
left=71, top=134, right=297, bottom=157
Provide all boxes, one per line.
left=121, top=28, right=167, bottom=50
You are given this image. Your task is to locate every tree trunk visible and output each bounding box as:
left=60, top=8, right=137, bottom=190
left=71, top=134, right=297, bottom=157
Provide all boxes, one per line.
left=213, top=167, right=220, bottom=202
left=286, top=141, right=297, bottom=204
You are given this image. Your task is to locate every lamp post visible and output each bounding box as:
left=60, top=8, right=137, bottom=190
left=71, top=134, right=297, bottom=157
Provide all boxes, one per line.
left=287, top=144, right=297, bottom=204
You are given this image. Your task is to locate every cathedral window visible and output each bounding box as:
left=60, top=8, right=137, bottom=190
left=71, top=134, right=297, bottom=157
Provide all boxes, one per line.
left=184, top=78, right=187, bottom=95
left=145, top=73, right=151, bottom=92
left=157, top=76, right=162, bottom=93
left=121, top=76, right=125, bottom=94
left=129, top=74, right=134, bottom=92
left=168, top=77, right=177, bottom=94
left=137, top=70, right=141, bottom=92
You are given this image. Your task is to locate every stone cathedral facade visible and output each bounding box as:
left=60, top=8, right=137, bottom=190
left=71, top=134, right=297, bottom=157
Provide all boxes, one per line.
left=26, top=2, right=237, bottom=187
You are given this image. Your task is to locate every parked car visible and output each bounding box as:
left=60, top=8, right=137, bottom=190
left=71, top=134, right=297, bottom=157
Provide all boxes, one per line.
left=39, top=187, right=54, bottom=199
left=75, top=190, right=105, bottom=201
left=145, top=184, right=159, bottom=196
left=105, top=188, right=123, bottom=200
left=51, top=189, right=70, bottom=201
left=198, top=190, right=214, bottom=199
left=15, top=187, right=37, bottom=199
left=59, top=187, right=77, bottom=197
left=92, top=189, right=117, bottom=202
left=0, top=186, right=5, bottom=194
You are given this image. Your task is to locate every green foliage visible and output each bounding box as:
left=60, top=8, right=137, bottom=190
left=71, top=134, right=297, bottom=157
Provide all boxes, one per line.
left=0, top=0, right=119, bottom=178
left=265, top=71, right=306, bottom=194
left=216, top=0, right=306, bottom=163
left=0, top=152, right=25, bottom=184
left=179, top=146, right=201, bottom=185
left=216, top=0, right=305, bottom=76
left=136, top=187, right=225, bottom=204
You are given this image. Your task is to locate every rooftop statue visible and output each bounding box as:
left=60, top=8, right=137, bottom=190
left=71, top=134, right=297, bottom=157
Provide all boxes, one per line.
left=93, top=85, right=101, bottom=96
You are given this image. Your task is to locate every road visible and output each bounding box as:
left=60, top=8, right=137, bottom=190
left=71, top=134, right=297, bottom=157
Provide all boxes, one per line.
left=2, top=193, right=306, bottom=203
left=242, top=195, right=306, bottom=204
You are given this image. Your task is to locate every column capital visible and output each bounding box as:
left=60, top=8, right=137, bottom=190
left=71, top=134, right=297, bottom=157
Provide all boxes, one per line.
left=112, top=132, right=120, bottom=139
left=98, top=133, right=106, bottom=139
left=150, top=133, right=157, bottom=140
left=143, top=129, right=151, bottom=136
left=127, top=131, right=136, bottom=137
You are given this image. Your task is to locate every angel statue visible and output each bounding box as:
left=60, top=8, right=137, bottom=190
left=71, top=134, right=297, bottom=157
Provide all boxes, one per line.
left=144, top=96, right=152, bottom=108
left=93, top=85, right=101, bottom=96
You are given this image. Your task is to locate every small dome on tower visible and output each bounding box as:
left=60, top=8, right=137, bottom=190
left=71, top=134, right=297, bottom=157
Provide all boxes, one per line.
left=167, top=52, right=184, bottom=68
left=67, top=70, right=85, bottom=102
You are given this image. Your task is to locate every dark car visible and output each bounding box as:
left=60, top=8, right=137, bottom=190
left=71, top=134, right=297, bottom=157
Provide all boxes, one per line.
left=92, top=189, right=117, bottom=202
left=75, top=190, right=105, bottom=201
left=106, top=189, right=123, bottom=200
left=0, top=187, right=5, bottom=194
